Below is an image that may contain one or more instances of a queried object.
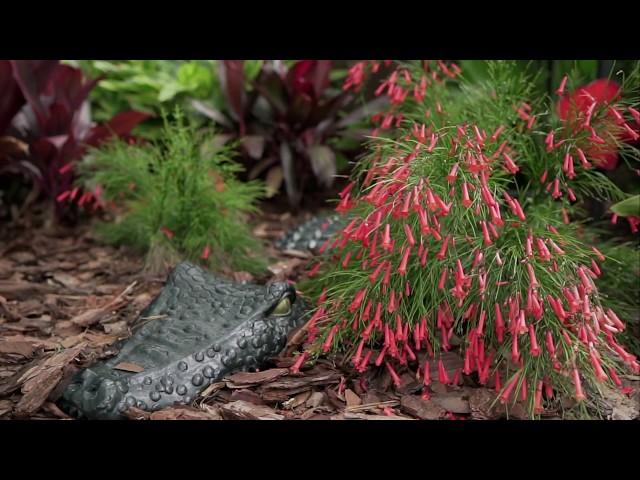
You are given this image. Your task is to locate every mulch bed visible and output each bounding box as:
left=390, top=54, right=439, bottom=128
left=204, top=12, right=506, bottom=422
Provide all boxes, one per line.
left=1, top=212, right=638, bottom=421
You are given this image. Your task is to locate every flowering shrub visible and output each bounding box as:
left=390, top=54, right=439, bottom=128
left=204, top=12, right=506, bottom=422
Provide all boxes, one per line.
left=299, top=60, right=640, bottom=417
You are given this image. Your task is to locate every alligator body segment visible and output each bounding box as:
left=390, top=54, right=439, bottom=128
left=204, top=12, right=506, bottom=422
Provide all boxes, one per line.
left=275, top=214, right=346, bottom=253
left=60, top=262, right=309, bottom=419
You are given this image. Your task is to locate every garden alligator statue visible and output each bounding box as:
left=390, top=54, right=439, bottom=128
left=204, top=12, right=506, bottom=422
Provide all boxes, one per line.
left=59, top=214, right=345, bottom=419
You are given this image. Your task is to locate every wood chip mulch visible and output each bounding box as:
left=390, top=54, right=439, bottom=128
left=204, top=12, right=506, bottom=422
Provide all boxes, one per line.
left=1, top=214, right=638, bottom=421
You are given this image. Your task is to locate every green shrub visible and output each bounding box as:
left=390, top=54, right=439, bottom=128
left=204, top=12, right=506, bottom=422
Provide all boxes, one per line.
left=77, top=109, right=266, bottom=274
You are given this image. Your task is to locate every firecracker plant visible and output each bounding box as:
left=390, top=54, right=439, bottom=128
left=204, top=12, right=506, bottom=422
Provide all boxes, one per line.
left=298, top=60, right=640, bottom=418
left=75, top=109, right=266, bottom=274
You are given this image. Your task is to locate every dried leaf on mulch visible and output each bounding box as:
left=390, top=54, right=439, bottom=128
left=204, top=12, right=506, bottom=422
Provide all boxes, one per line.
left=400, top=395, right=445, bottom=420
left=601, top=384, right=640, bottom=420
left=344, top=389, right=362, bottom=407
left=468, top=388, right=503, bottom=420
left=0, top=340, right=40, bottom=358
left=267, top=258, right=304, bottom=279
left=305, top=391, right=326, bottom=408
left=123, top=407, right=151, bottom=420
left=150, top=405, right=222, bottom=420
left=258, top=367, right=342, bottom=402
left=431, top=391, right=471, bottom=414
left=220, top=400, right=284, bottom=420
left=42, top=401, right=73, bottom=419
left=12, top=343, right=85, bottom=417
left=224, top=368, right=289, bottom=388
left=0, top=295, right=23, bottom=322
left=60, top=331, right=119, bottom=349
left=229, top=389, right=266, bottom=405
left=334, top=412, right=413, bottom=420
left=282, top=390, right=312, bottom=410
left=199, top=382, right=226, bottom=400
left=70, top=282, right=137, bottom=327
left=0, top=399, right=13, bottom=417
left=113, top=362, right=145, bottom=373
left=102, top=321, right=129, bottom=336
left=0, top=281, right=57, bottom=300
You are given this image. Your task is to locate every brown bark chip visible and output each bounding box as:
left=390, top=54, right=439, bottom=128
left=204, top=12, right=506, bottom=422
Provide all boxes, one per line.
left=13, top=344, right=85, bottom=417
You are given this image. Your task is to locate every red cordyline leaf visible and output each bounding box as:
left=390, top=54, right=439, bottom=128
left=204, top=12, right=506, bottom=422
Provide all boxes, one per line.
left=556, top=78, right=640, bottom=170
left=221, top=61, right=246, bottom=134
left=557, top=79, right=621, bottom=121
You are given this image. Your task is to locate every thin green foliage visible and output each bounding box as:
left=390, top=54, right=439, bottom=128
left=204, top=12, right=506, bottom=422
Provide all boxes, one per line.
left=77, top=109, right=266, bottom=274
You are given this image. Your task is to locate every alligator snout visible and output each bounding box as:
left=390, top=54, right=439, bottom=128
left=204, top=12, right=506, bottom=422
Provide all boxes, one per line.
left=59, top=262, right=311, bottom=419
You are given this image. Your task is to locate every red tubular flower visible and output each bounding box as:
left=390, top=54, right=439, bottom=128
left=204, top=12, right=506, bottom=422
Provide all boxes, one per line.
left=341, top=251, right=352, bottom=268
left=375, top=346, right=389, bottom=366
left=436, top=235, right=451, bottom=260
left=352, top=339, right=365, bottom=365
left=588, top=348, right=608, bottom=382
left=160, top=226, right=175, bottom=240
left=362, top=300, right=373, bottom=320
left=447, top=163, right=459, bottom=183
left=520, top=377, right=528, bottom=402
left=348, top=288, right=367, bottom=313
left=438, top=267, right=449, bottom=290
left=494, top=303, right=505, bottom=343
left=556, top=75, right=568, bottom=96
left=403, top=223, right=416, bottom=246
left=397, top=246, right=412, bottom=276
left=387, top=290, right=397, bottom=313
left=573, top=367, right=586, bottom=401
left=307, top=262, right=322, bottom=278
left=461, top=182, right=472, bottom=207
left=322, top=325, right=339, bottom=353
left=534, top=380, right=544, bottom=413
left=526, top=263, right=538, bottom=288
left=563, top=153, right=576, bottom=179
left=357, top=350, right=373, bottom=373
left=480, top=221, right=492, bottom=246
left=395, top=314, right=404, bottom=341
left=608, top=367, right=622, bottom=387
left=511, top=334, right=520, bottom=363
left=385, top=361, right=402, bottom=387
left=503, top=152, right=519, bottom=174
left=528, top=324, right=541, bottom=357
left=423, top=360, right=432, bottom=385
left=381, top=223, right=392, bottom=251
left=381, top=261, right=392, bottom=291
left=499, top=371, right=521, bottom=404
left=551, top=178, right=562, bottom=199
left=437, top=359, right=450, bottom=385
left=290, top=352, right=309, bottom=373
left=369, top=261, right=386, bottom=283
left=404, top=342, right=417, bottom=362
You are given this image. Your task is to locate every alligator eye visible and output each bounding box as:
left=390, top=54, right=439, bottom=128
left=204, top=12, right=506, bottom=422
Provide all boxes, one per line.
left=271, top=297, right=292, bottom=316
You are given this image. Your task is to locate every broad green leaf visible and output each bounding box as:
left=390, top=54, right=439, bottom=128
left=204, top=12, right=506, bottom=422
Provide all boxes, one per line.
left=308, top=144, right=336, bottom=188
left=158, top=82, right=186, bottom=103
left=177, top=62, right=214, bottom=98
left=610, top=195, right=640, bottom=217
left=243, top=61, right=264, bottom=82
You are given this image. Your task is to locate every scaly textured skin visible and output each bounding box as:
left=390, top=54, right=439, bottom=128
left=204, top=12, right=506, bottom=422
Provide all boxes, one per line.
left=59, top=262, right=309, bottom=419
left=275, top=214, right=346, bottom=253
